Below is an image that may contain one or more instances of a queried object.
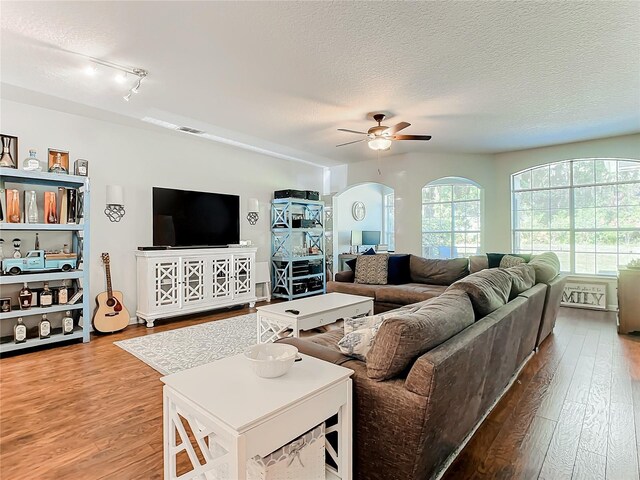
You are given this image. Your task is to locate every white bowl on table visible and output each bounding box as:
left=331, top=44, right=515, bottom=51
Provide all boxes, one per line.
left=244, top=343, right=299, bottom=378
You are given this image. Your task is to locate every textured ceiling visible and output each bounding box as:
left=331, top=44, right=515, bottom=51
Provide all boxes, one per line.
left=1, top=1, right=639, bottom=167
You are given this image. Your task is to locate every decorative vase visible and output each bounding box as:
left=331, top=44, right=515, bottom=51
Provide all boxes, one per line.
left=26, top=190, right=38, bottom=223
left=0, top=136, right=16, bottom=168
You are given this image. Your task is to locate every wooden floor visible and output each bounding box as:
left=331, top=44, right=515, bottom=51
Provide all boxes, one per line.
left=0, top=305, right=639, bottom=480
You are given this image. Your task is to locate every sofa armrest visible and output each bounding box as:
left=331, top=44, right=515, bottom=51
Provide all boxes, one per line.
left=334, top=270, right=355, bottom=283
left=276, top=337, right=352, bottom=366
left=537, top=274, right=568, bottom=347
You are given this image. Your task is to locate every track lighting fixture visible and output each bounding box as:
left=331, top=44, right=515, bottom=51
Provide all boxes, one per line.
left=81, top=57, right=148, bottom=102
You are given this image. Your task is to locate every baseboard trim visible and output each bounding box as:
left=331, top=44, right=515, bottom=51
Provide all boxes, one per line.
left=432, top=349, right=535, bottom=480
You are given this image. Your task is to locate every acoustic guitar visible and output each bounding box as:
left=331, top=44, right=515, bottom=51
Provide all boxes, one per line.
left=93, top=253, right=130, bottom=333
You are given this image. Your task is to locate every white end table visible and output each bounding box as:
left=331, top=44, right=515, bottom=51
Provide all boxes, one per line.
left=161, top=353, right=353, bottom=480
left=256, top=292, right=374, bottom=343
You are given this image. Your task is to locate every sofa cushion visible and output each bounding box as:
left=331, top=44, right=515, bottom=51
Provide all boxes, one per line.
left=375, top=283, right=447, bottom=305
left=529, top=252, right=561, bottom=284
left=354, top=254, right=389, bottom=285
left=469, top=255, right=489, bottom=273
left=409, top=255, right=469, bottom=285
left=366, top=290, right=474, bottom=381
left=387, top=254, right=411, bottom=285
left=487, top=252, right=532, bottom=268
left=326, top=281, right=377, bottom=299
left=447, top=268, right=513, bottom=319
left=499, top=254, right=526, bottom=268
left=346, top=247, right=376, bottom=271
left=503, top=264, right=536, bottom=300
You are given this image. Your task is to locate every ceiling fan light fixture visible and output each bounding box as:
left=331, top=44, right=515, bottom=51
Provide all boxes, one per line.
left=368, top=137, right=392, bottom=151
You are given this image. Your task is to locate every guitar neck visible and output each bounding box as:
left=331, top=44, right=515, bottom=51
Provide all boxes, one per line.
left=105, top=262, right=113, bottom=298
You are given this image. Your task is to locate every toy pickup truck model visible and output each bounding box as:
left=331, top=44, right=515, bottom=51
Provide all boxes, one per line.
left=2, top=250, right=78, bottom=275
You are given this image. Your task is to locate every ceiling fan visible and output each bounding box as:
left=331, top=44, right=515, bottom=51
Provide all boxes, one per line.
left=336, top=113, right=432, bottom=151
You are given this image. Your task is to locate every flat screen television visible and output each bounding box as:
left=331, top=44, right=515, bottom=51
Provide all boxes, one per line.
left=153, top=187, right=240, bottom=247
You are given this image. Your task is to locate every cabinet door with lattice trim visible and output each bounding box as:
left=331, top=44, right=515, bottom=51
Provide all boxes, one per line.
left=232, top=254, right=254, bottom=300
left=182, top=257, right=207, bottom=307
left=151, top=257, right=181, bottom=311
left=211, top=255, right=233, bottom=301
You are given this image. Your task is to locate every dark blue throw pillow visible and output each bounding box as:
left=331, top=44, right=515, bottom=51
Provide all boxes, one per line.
left=487, top=252, right=532, bottom=268
left=345, top=248, right=376, bottom=271
left=387, top=254, right=411, bottom=284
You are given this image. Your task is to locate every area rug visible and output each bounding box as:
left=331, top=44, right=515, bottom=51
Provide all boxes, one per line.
left=114, top=313, right=259, bottom=375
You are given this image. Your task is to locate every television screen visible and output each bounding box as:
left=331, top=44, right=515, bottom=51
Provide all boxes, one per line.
left=153, top=187, right=240, bottom=247
left=362, top=230, right=381, bottom=245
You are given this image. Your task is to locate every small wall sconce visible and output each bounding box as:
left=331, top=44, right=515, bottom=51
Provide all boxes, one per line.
left=247, top=198, right=259, bottom=225
left=105, top=185, right=125, bottom=222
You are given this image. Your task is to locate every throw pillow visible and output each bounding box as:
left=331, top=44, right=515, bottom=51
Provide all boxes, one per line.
left=366, top=290, right=475, bottom=381
left=447, top=268, right=513, bottom=319
left=354, top=254, right=389, bottom=285
left=338, top=312, right=397, bottom=360
left=409, top=255, right=469, bottom=285
left=500, top=254, right=526, bottom=268
left=487, top=252, right=531, bottom=268
left=528, top=252, right=561, bottom=284
left=503, top=264, right=536, bottom=300
left=345, top=248, right=376, bottom=271
left=387, top=254, right=411, bottom=285
left=469, top=255, right=489, bottom=274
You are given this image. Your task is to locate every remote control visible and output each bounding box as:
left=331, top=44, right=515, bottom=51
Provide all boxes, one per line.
left=285, top=309, right=300, bottom=315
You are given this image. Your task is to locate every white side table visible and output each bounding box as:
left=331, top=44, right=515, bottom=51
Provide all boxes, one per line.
left=161, top=353, right=353, bottom=480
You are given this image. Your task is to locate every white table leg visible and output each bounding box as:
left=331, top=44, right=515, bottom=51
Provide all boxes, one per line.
left=340, top=379, right=353, bottom=480
left=229, top=434, right=247, bottom=480
left=163, top=387, right=176, bottom=480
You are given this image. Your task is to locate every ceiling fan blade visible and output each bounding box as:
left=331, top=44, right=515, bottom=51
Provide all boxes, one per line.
left=393, top=134, right=432, bottom=141
left=336, top=139, right=366, bottom=147
left=383, top=121, right=411, bottom=135
left=337, top=128, right=367, bottom=135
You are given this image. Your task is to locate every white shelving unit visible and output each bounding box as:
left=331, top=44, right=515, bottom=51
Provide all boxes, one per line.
left=0, top=167, right=90, bottom=354
left=271, top=198, right=326, bottom=300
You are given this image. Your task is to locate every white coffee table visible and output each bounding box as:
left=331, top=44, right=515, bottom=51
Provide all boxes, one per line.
left=161, top=352, right=353, bottom=480
left=256, top=292, right=374, bottom=343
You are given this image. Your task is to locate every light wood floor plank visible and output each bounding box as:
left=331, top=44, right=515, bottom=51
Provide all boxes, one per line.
left=607, top=402, right=639, bottom=480
left=539, top=401, right=586, bottom=480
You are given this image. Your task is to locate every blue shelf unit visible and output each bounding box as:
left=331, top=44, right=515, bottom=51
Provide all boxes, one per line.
left=0, top=167, right=90, bottom=354
left=271, top=198, right=326, bottom=300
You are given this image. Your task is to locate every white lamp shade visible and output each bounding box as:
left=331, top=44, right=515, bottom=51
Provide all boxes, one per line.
left=247, top=197, right=259, bottom=213
left=106, top=185, right=124, bottom=205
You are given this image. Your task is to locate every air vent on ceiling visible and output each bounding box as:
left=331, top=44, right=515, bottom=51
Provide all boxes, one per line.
left=176, top=126, right=205, bottom=135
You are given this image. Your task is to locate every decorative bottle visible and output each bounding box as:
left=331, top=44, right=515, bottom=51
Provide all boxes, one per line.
left=0, top=136, right=16, bottom=168
left=26, top=191, right=38, bottom=223
left=39, top=314, right=51, bottom=339
left=49, top=153, right=67, bottom=174
left=35, top=233, right=40, bottom=250
left=62, top=311, right=74, bottom=335
left=46, top=192, right=57, bottom=224
left=22, top=149, right=43, bottom=171
left=14, top=318, right=27, bottom=343
left=19, top=283, right=33, bottom=310
left=58, top=281, right=68, bottom=305
left=39, top=282, right=53, bottom=307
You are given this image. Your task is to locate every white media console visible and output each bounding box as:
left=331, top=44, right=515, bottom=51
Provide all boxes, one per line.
left=135, top=247, right=257, bottom=327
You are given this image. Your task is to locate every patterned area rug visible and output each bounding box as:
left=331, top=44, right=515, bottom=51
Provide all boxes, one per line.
left=114, top=313, right=259, bottom=375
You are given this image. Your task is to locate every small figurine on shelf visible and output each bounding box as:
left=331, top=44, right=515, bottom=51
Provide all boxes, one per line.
left=12, top=238, right=21, bottom=258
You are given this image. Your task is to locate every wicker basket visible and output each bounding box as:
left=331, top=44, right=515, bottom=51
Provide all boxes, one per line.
left=247, top=423, right=325, bottom=480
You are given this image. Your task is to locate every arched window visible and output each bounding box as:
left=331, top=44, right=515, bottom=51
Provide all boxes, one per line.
left=511, top=159, right=640, bottom=274
left=421, top=177, right=482, bottom=259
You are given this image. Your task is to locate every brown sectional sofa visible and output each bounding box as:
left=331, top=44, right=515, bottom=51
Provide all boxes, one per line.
left=279, top=253, right=566, bottom=480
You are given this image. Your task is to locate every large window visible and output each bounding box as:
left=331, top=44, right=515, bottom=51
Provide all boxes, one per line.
left=421, top=178, right=482, bottom=259
left=383, top=192, right=395, bottom=251
left=512, top=159, right=640, bottom=274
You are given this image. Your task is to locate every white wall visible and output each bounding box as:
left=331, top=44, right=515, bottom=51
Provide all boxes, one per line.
left=0, top=99, right=323, bottom=319
left=345, top=151, right=495, bottom=255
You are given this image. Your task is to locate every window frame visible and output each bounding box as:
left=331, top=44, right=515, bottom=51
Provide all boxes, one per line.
left=421, top=177, right=483, bottom=259
left=382, top=192, right=395, bottom=251
left=511, top=158, right=640, bottom=276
